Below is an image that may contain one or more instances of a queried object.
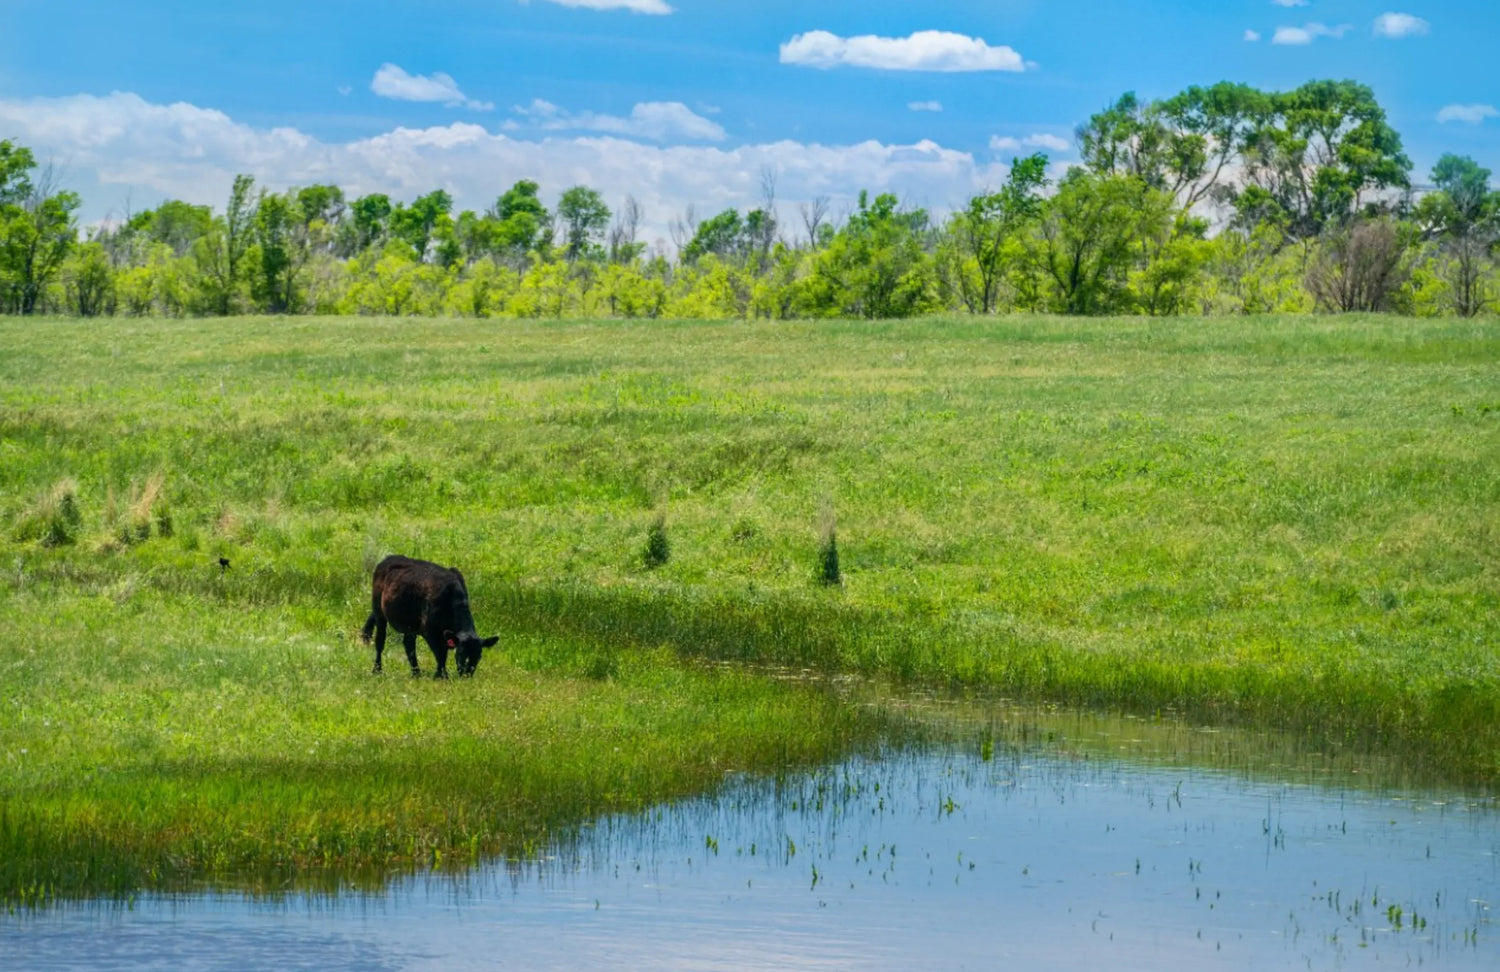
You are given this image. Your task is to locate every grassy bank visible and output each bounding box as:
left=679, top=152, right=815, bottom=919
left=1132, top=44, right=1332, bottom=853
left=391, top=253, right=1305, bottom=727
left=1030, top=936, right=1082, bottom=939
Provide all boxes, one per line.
left=2, top=313, right=1497, bottom=900
left=0, top=586, right=869, bottom=905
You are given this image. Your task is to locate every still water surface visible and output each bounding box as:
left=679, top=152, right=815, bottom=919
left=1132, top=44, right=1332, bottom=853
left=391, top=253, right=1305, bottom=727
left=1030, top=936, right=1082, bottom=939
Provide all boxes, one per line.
left=4, top=719, right=1496, bottom=970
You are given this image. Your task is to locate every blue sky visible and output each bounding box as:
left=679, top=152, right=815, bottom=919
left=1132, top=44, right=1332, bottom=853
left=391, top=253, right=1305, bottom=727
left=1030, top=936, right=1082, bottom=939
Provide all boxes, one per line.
left=1, top=1, right=1495, bottom=241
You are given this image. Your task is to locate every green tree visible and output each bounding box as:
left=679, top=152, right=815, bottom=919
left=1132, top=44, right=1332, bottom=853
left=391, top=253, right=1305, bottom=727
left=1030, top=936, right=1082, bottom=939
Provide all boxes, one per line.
left=296, top=185, right=346, bottom=232
left=1240, top=80, right=1411, bottom=238
left=251, top=190, right=311, bottom=313
left=1030, top=171, right=1168, bottom=315
left=62, top=241, right=116, bottom=317
left=556, top=186, right=610, bottom=262
left=802, top=191, right=936, bottom=319
left=682, top=209, right=745, bottom=264
left=389, top=190, right=453, bottom=258
left=0, top=141, right=35, bottom=206
left=345, top=193, right=393, bottom=254
left=118, top=199, right=214, bottom=260
left=190, top=174, right=256, bottom=315
left=1414, top=155, right=1499, bottom=317
left=0, top=158, right=81, bottom=315
left=491, top=179, right=550, bottom=258
left=944, top=152, right=1049, bottom=313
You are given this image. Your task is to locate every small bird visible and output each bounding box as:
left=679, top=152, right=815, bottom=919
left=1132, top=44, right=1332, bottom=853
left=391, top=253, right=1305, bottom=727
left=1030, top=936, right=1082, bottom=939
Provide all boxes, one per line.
left=218, top=557, right=231, bottom=572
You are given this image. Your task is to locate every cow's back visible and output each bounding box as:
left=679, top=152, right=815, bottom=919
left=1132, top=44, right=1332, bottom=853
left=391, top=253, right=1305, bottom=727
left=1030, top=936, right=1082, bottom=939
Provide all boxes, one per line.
left=373, top=555, right=467, bottom=634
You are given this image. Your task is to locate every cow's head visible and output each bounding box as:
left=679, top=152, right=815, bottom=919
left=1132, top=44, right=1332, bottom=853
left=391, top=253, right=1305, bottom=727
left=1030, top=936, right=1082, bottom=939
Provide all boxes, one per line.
left=446, top=630, right=500, bottom=677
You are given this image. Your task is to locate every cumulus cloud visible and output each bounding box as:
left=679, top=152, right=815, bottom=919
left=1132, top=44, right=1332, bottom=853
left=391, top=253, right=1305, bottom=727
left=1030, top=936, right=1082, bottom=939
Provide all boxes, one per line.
left=989, top=133, right=1069, bottom=154
left=512, top=99, right=725, bottom=141
left=1374, top=13, right=1430, bottom=38
left=1437, top=104, right=1499, bottom=125
left=1271, top=23, right=1352, bottom=45
left=532, top=0, right=673, bottom=12
left=1244, top=30, right=1262, bottom=42
left=780, top=30, right=1028, bottom=72
left=371, top=64, right=493, bottom=111
left=0, top=91, right=1014, bottom=244
left=908, top=101, right=943, bottom=113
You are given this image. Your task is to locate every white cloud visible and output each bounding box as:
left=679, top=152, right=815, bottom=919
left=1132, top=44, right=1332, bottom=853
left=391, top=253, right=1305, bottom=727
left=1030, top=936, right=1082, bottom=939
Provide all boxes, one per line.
left=989, top=133, right=1070, bottom=154
left=1271, top=0, right=1308, bottom=7
left=513, top=99, right=726, bottom=141
left=908, top=101, right=943, bottom=113
left=1271, top=23, right=1352, bottom=45
left=1437, top=104, right=1499, bottom=125
left=1374, top=13, right=1430, bottom=38
left=0, top=91, right=1015, bottom=244
left=1244, top=30, right=1262, bottom=42
left=532, top=0, right=673, bottom=12
left=780, top=30, right=1028, bottom=72
left=370, top=64, right=493, bottom=111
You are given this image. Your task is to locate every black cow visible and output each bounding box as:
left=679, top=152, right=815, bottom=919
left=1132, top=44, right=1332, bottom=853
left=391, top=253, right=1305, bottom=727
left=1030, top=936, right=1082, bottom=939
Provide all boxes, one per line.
left=360, top=555, right=499, bottom=678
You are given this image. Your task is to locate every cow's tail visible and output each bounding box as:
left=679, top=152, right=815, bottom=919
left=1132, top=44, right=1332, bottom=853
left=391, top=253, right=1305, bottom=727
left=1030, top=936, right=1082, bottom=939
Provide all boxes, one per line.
left=361, top=611, right=379, bottom=644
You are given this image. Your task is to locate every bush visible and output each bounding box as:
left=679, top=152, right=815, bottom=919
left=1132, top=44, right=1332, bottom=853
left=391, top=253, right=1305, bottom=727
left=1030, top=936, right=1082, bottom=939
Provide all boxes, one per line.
left=1306, top=218, right=1413, bottom=313
left=643, top=513, right=671, bottom=569
left=816, top=506, right=841, bottom=587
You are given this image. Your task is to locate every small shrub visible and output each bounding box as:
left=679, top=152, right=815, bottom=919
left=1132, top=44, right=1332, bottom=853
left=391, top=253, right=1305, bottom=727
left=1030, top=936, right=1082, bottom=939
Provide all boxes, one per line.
left=817, top=505, right=841, bottom=587
left=644, top=512, right=671, bottom=569
left=729, top=516, right=759, bottom=543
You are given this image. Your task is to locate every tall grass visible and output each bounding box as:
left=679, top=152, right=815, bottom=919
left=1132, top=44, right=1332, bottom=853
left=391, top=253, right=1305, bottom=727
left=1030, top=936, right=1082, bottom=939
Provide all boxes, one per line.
left=1, top=312, right=1497, bottom=902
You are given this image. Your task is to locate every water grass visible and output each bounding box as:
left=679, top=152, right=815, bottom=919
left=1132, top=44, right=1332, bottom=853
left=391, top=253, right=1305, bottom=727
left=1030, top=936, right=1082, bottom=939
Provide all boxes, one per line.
left=1, top=312, right=1497, bottom=903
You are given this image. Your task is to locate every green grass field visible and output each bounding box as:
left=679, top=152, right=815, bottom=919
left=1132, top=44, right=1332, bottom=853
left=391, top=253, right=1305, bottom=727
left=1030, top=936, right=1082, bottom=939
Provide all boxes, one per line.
left=1, top=313, right=1497, bottom=903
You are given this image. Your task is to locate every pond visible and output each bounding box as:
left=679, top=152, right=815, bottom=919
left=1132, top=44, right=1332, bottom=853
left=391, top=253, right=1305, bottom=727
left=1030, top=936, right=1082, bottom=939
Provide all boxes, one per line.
left=4, top=706, right=1496, bottom=970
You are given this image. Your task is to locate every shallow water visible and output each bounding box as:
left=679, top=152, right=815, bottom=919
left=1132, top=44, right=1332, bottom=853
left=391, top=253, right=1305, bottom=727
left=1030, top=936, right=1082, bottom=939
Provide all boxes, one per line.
left=4, top=730, right=1497, bottom=970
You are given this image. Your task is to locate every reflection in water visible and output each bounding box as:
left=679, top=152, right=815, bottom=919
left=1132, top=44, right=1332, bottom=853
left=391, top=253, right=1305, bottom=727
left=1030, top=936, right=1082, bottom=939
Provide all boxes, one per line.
left=5, top=731, right=1497, bottom=970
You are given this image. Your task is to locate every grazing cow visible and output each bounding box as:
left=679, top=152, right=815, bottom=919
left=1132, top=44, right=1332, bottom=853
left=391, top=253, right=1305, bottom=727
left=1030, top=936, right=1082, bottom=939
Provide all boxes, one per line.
left=361, top=555, right=499, bottom=678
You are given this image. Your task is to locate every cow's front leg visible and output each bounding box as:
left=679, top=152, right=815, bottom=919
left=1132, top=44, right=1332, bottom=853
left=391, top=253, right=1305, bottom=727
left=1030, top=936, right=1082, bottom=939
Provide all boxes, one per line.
left=403, top=633, right=422, bottom=677
left=428, top=635, right=451, bottom=680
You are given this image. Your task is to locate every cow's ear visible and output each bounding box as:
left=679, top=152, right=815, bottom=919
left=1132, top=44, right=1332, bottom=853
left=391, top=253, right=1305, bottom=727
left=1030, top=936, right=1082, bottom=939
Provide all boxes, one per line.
left=480, top=636, right=500, bottom=648
left=444, top=629, right=458, bottom=648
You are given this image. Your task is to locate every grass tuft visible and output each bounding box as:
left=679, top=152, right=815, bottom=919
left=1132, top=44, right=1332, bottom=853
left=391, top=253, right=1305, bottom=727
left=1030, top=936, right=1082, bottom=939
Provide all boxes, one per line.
left=12, top=479, right=83, bottom=548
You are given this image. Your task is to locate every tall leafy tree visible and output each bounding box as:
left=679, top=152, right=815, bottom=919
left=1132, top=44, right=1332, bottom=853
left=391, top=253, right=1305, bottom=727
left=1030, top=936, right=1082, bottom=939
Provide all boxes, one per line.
left=390, top=190, right=453, bottom=258
left=682, top=209, right=745, bottom=264
left=1414, top=155, right=1498, bottom=316
left=296, top=185, right=345, bottom=231
left=1030, top=170, right=1170, bottom=315
left=118, top=199, right=214, bottom=260
left=802, top=191, right=936, bottom=319
left=0, top=145, right=80, bottom=315
left=0, top=141, right=35, bottom=207
left=1156, top=82, right=1270, bottom=205
left=556, top=186, right=610, bottom=262
left=0, top=176, right=81, bottom=315
left=1240, top=80, right=1411, bottom=238
left=945, top=152, right=1049, bottom=313
left=191, top=174, right=256, bottom=315
left=1420, top=154, right=1497, bottom=234
left=251, top=190, right=312, bottom=314
left=348, top=193, right=393, bottom=253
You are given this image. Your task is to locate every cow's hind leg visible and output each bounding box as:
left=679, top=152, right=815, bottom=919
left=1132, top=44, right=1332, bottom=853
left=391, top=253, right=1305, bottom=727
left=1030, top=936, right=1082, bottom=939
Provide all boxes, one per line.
left=403, top=633, right=422, bottom=677
left=364, top=612, right=388, bottom=674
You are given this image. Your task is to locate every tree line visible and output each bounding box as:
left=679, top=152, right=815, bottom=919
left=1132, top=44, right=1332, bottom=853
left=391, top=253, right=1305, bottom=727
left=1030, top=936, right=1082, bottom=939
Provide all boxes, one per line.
left=3, top=79, right=1497, bottom=320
